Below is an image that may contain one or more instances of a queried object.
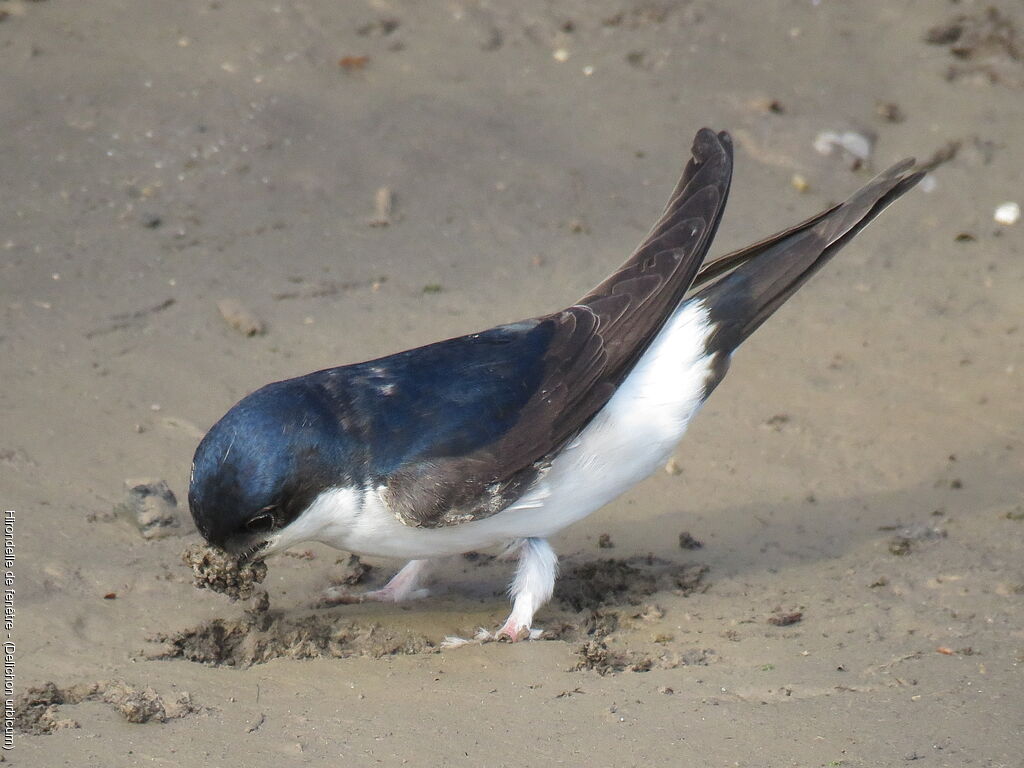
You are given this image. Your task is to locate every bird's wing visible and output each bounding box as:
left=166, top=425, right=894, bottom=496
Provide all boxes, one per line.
left=333, top=129, right=733, bottom=528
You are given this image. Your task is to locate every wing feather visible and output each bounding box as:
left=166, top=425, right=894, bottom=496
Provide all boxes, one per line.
left=382, top=129, right=734, bottom=527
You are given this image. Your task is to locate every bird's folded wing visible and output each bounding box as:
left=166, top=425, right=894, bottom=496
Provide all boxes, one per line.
left=375, top=129, right=734, bottom=527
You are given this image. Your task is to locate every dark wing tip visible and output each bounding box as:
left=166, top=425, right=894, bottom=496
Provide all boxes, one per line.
left=689, top=128, right=733, bottom=171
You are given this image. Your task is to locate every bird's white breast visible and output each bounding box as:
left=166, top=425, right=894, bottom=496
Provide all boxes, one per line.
left=288, top=299, right=718, bottom=559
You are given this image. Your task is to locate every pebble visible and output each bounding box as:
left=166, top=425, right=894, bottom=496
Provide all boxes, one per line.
left=217, top=298, right=265, bottom=336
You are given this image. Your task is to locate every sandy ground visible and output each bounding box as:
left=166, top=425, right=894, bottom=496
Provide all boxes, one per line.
left=4, top=0, right=1023, bottom=765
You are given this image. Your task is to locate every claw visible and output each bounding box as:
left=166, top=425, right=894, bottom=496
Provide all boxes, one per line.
left=494, top=620, right=542, bottom=642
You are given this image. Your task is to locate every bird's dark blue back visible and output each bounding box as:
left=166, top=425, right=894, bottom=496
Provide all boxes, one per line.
left=302, top=318, right=555, bottom=478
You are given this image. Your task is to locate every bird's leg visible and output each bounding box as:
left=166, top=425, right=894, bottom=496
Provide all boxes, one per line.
left=319, top=558, right=434, bottom=605
left=495, top=538, right=558, bottom=641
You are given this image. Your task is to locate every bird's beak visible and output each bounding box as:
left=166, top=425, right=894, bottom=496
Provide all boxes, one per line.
left=230, top=536, right=272, bottom=565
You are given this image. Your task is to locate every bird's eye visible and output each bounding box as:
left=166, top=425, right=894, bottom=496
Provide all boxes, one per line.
left=245, top=512, right=275, bottom=533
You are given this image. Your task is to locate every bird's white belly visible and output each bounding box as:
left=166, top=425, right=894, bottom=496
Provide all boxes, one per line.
left=292, top=300, right=717, bottom=559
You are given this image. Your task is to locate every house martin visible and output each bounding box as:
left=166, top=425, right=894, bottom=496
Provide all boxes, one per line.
left=189, top=129, right=922, bottom=639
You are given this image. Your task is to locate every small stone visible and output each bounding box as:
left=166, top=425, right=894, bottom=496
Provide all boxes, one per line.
left=790, top=174, right=809, bottom=193
left=664, top=458, right=682, bottom=475
left=678, top=531, right=703, bottom=550
left=117, top=479, right=183, bottom=539
left=874, top=101, right=905, bottom=123
left=767, top=610, right=803, bottom=626
left=597, top=533, right=614, bottom=549
left=338, top=55, right=369, bottom=71
left=217, top=298, right=265, bottom=336
left=749, top=97, right=785, bottom=115
left=552, top=48, right=570, bottom=63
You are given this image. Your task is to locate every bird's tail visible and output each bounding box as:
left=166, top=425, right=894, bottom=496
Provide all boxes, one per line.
left=694, top=159, right=924, bottom=356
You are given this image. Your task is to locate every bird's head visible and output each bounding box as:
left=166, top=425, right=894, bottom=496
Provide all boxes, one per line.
left=188, top=380, right=359, bottom=561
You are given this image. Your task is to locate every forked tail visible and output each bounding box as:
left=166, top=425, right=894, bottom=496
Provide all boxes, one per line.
left=694, top=159, right=924, bottom=357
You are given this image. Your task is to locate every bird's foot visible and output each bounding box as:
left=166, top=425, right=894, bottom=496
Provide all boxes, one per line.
left=441, top=623, right=543, bottom=649
left=449, top=537, right=556, bottom=644
left=317, top=558, right=434, bottom=607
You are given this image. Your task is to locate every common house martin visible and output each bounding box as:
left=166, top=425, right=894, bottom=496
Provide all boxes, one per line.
left=189, top=129, right=922, bottom=640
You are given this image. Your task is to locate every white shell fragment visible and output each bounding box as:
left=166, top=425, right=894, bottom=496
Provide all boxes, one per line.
left=994, top=202, right=1020, bottom=226
left=813, top=130, right=874, bottom=163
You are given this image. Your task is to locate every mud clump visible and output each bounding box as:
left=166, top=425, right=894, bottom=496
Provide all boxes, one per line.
left=183, top=544, right=267, bottom=601
left=329, top=553, right=371, bottom=586
left=15, top=681, right=195, bottom=734
left=572, top=628, right=715, bottom=676
left=574, top=638, right=658, bottom=675
left=118, top=479, right=183, bottom=539
left=102, top=681, right=195, bottom=723
left=14, top=682, right=79, bottom=735
left=150, top=606, right=436, bottom=666
left=553, top=555, right=707, bottom=612
left=767, top=610, right=804, bottom=627
left=677, top=531, right=703, bottom=550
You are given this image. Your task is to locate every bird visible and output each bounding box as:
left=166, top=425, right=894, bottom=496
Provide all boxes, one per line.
left=188, top=129, right=922, bottom=640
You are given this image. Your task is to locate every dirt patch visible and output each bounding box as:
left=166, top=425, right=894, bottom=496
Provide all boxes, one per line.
left=885, top=522, right=948, bottom=556
left=16, top=680, right=195, bottom=734
left=149, top=595, right=436, bottom=666
left=573, top=638, right=716, bottom=676
left=182, top=544, right=268, bottom=601
left=552, top=555, right=708, bottom=612
left=547, top=557, right=710, bottom=674
left=158, top=555, right=708, bottom=668
left=925, top=6, right=1023, bottom=85
left=161, top=548, right=428, bottom=666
